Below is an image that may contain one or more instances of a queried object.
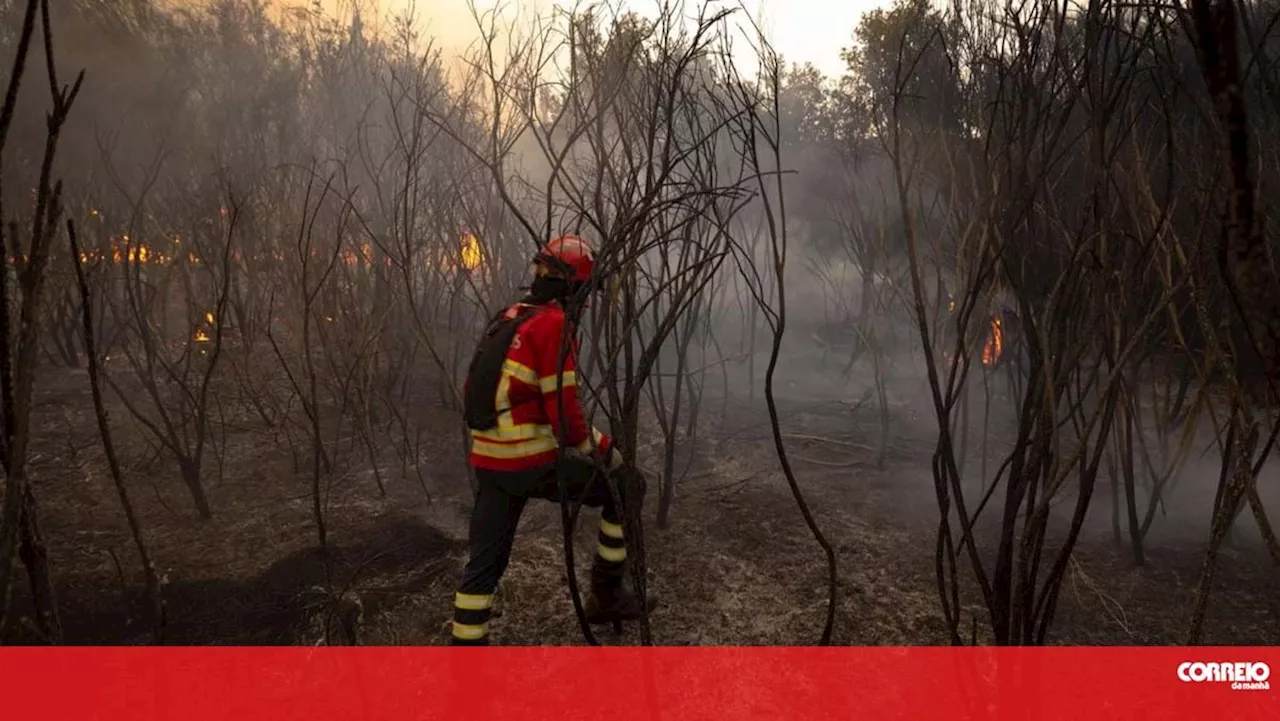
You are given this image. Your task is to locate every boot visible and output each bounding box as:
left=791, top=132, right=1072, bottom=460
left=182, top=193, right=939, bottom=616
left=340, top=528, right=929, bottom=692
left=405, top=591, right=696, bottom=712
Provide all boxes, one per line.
left=584, top=565, right=659, bottom=625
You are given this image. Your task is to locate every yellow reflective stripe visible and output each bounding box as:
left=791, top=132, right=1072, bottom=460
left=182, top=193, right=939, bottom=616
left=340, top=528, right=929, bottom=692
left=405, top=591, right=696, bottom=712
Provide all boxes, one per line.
left=489, top=374, right=537, bottom=438
left=470, top=435, right=558, bottom=459
left=454, top=592, right=493, bottom=611
left=473, top=422, right=548, bottom=442
left=494, top=375, right=515, bottom=428
left=600, top=519, right=624, bottom=540
left=539, top=371, right=576, bottom=393
left=596, top=542, right=627, bottom=563
left=503, top=359, right=538, bottom=385
left=452, top=621, right=489, bottom=641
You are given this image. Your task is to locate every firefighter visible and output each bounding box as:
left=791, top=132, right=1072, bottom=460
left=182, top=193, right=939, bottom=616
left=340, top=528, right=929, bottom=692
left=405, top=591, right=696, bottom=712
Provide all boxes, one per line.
left=451, top=234, right=657, bottom=646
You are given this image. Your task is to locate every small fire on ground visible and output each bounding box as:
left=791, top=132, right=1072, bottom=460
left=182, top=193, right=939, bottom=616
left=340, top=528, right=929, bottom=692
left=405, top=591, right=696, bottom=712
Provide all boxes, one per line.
left=982, top=316, right=1003, bottom=366
left=193, top=311, right=216, bottom=343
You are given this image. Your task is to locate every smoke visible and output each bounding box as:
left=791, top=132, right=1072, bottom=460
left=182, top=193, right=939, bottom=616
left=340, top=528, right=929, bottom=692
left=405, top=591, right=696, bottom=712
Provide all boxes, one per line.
left=4, top=0, right=1273, bottom=613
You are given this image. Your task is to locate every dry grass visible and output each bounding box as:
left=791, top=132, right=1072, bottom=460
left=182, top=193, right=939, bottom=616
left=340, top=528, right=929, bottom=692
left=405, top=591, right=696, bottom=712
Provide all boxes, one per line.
left=4, top=365, right=1278, bottom=646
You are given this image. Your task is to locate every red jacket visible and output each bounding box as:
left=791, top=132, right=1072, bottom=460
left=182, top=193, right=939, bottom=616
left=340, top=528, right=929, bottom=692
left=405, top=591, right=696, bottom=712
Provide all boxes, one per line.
left=466, top=301, right=613, bottom=471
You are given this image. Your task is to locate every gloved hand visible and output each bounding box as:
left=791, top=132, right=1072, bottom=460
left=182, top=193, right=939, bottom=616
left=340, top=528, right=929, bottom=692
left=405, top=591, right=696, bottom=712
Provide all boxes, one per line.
left=605, top=446, right=624, bottom=472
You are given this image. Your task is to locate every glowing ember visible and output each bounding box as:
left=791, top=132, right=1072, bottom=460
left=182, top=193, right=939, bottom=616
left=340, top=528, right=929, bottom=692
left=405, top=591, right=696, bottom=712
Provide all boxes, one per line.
left=194, top=329, right=211, bottom=343
left=460, top=233, right=483, bottom=271
left=982, top=316, right=1003, bottom=366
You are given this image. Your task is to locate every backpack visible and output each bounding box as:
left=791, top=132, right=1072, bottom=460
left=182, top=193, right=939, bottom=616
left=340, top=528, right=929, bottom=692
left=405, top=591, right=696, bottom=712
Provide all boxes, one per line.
left=463, top=304, right=542, bottom=431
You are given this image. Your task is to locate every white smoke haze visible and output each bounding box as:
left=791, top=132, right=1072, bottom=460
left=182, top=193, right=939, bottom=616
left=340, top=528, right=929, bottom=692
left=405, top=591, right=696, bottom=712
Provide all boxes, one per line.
left=0, top=0, right=1276, bottom=647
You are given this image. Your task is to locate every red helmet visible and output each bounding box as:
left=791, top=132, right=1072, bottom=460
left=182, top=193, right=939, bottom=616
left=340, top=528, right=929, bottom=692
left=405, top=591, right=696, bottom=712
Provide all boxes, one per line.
left=535, top=235, right=595, bottom=284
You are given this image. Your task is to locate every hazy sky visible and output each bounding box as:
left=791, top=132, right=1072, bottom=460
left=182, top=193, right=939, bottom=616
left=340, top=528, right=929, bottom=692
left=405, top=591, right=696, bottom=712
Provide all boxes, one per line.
left=294, top=0, right=884, bottom=79
left=749, top=0, right=882, bottom=76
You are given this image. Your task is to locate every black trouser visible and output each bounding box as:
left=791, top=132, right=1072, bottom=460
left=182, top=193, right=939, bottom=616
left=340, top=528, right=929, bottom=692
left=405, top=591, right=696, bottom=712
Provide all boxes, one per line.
left=450, top=455, right=632, bottom=645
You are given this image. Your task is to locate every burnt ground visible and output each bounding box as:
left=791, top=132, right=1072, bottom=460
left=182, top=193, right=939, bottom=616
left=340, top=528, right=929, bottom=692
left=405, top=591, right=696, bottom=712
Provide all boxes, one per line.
left=4, top=354, right=1279, bottom=646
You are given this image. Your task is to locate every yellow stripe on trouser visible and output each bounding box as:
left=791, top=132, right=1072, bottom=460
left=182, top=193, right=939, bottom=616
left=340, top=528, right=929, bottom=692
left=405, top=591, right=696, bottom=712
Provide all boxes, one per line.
left=452, top=592, right=494, bottom=642
left=598, top=517, right=626, bottom=562
left=596, top=542, right=626, bottom=562
left=452, top=621, right=489, bottom=641
left=454, top=592, right=493, bottom=611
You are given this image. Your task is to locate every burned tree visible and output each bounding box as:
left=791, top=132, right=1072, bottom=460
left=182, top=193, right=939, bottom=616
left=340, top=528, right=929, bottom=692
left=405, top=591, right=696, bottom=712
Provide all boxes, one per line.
left=0, top=0, right=83, bottom=641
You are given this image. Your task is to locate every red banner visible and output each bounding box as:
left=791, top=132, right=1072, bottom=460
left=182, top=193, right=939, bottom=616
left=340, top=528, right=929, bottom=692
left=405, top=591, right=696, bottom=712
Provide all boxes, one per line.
left=1, top=647, right=1275, bottom=719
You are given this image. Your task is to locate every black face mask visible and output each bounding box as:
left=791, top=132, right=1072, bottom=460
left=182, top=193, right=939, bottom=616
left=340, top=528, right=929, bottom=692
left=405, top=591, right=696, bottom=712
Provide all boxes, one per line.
left=527, top=274, right=569, bottom=303
left=527, top=274, right=591, bottom=312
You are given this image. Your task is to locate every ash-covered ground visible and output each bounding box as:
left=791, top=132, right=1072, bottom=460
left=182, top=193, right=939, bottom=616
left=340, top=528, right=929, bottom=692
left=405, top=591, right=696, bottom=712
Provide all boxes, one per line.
left=8, top=334, right=1277, bottom=646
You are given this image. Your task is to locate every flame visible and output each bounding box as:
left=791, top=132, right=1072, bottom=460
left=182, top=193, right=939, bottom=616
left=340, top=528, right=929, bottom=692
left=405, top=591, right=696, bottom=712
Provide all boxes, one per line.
left=110, top=244, right=158, bottom=264
left=460, top=233, right=483, bottom=271
left=205, top=311, right=216, bottom=324
left=982, top=316, right=1003, bottom=366
left=194, top=328, right=211, bottom=343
